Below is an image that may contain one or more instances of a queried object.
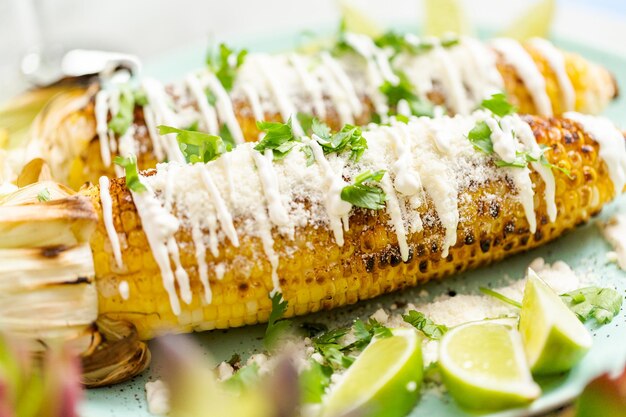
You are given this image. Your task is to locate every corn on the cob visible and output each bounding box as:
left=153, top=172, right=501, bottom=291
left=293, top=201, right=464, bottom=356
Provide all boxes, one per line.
left=29, top=33, right=617, bottom=188
left=76, top=112, right=625, bottom=340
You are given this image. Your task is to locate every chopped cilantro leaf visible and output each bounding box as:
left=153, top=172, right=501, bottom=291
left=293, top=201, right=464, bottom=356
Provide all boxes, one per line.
left=311, top=120, right=368, bottom=161
left=539, top=145, right=573, bottom=178
left=561, top=287, right=623, bottom=325
left=224, top=363, right=259, bottom=391
left=133, top=89, right=148, bottom=106
left=254, top=119, right=299, bottom=159
left=263, top=292, right=292, bottom=350
left=480, top=93, right=517, bottom=117
left=206, top=43, right=247, bottom=91
left=299, top=361, right=332, bottom=404
left=114, top=154, right=147, bottom=193
left=341, top=170, right=387, bottom=210
left=343, top=318, right=392, bottom=350
left=108, top=87, right=135, bottom=136
left=158, top=125, right=226, bottom=163
left=37, top=188, right=51, bottom=202
left=402, top=310, right=448, bottom=340
left=380, top=73, right=434, bottom=118
left=467, top=120, right=494, bottom=154
left=296, top=112, right=315, bottom=136
left=218, top=124, right=236, bottom=150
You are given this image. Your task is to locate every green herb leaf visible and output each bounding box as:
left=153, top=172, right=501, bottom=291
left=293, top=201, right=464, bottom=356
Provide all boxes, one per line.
left=224, top=363, right=260, bottom=391
left=341, top=170, right=387, bottom=210
left=296, top=112, right=315, bottom=136
left=467, top=120, right=494, bottom=154
left=311, top=120, right=368, bottom=161
left=374, top=31, right=437, bottom=56
left=480, top=93, right=517, bottom=117
left=254, top=118, right=299, bottom=159
left=158, top=125, right=226, bottom=163
left=380, top=73, right=435, bottom=118
left=114, top=154, right=147, bottom=193
left=218, top=124, right=236, bottom=150
left=561, top=287, right=623, bottom=325
left=108, top=88, right=135, bottom=136
left=539, top=145, right=573, bottom=178
left=344, top=318, right=393, bottom=351
left=264, top=292, right=292, bottom=350
left=133, top=89, right=148, bottom=106
left=299, top=360, right=332, bottom=404
left=480, top=287, right=523, bottom=308
left=206, top=43, right=248, bottom=91
left=402, top=310, right=448, bottom=340
left=37, top=188, right=51, bottom=202
left=311, top=327, right=353, bottom=370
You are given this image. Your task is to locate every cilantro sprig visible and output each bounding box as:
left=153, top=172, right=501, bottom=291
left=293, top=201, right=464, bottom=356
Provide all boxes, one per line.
left=254, top=119, right=299, bottom=160
left=114, top=154, right=147, bottom=193
left=311, top=119, right=368, bottom=161
left=299, top=360, right=332, bottom=404
left=206, top=43, right=248, bottom=91
left=341, top=170, right=387, bottom=210
left=480, top=287, right=522, bottom=308
left=561, top=287, right=623, bottom=325
left=108, top=87, right=135, bottom=136
left=402, top=310, right=448, bottom=340
left=263, top=292, right=292, bottom=350
left=158, top=125, right=227, bottom=164
left=380, top=72, right=434, bottom=118
left=374, top=31, right=459, bottom=57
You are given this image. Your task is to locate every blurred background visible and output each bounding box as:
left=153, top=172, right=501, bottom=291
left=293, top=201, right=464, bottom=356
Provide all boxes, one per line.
left=0, top=0, right=625, bottom=100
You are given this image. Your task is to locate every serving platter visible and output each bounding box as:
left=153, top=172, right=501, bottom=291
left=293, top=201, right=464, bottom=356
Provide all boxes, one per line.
left=80, top=27, right=626, bottom=417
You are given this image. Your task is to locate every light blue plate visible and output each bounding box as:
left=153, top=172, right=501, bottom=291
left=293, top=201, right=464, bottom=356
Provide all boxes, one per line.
left=81, top=27, right=626, bottom=417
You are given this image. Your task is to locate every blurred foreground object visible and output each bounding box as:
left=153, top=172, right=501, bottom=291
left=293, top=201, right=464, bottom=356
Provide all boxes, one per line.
left=573, top=366, right=626, bottom=417
left=0, top=333, right=82, bottom=417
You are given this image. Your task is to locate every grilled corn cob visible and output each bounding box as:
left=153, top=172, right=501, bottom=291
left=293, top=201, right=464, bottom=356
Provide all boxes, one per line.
left=29, top=33, right=617, bottom=189
left=74, top=112, right=625, bottom=340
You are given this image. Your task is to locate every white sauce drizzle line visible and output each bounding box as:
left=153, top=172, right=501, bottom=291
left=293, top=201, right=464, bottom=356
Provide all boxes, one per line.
left=204, top=72, right=245, bottom=144
left=289, top=54, right=327, bottom=119
left=380, top=175, right=410, bottom=262
left=565, top=112, right=626, bottom=195
left=459, top=37, right=504, bottom=101
left=99, top=176, right=123, bottom=268
left=317, top=67, right=354, bottom=125
left=116, top=125, right=137, bottom=177
left=252, top=150, right=291, bottom=228
left=257, top=55, right=304, bottom=136
left=486, top=116, right=537, bottom=232
left=304, top=136, right=352, bottom=246
left=142, top=78, right=186, bottom=163
left=186, top=73, right=219, bottom=135
left=191, top=224, right=212, bottom=304
left=119, top=281, right=129, bottom=300
left=320, top=52, right=363, bottom=119
left=241, top=83, right=265, bottom=124
left=528, top=38, right=576, bottom=112
left=95, top=90, right=112, bottom=167
left=512, top=117, right=557, bottom=222
left=166, top=237, right=192, bottom=305
left=198, top=165, right=240, bottom=246
left=131, top=181, right=182, bottom=315
left=491, top=38, right=553, bottom=117
left=433, top=44, right=470, bottom=115
left=142, top=105, right=165, bottom=161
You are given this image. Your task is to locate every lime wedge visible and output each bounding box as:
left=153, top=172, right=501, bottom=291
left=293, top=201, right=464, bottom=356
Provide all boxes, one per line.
left=519, top=269, right=593, bottom=375
left=322, top=328, right=423, bottom=417
left=423, top=0, right=473, bottom=37
left=439, top=321, right=541, bottom=411
left=338, top=0, right=384, bottom=39
left=499, top=0, right=556, bottom=40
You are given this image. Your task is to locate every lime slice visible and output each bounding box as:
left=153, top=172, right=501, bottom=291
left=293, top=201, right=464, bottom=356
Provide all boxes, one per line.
left=439, top=321, right=541, bottom=411
left=499, top=0, right=556, bottom=40
left=423, top=0, right=473, bottom=37
left=321, top=328, right=423, bottom=417
left=519, top=269, right=593, bottom=375
left=338, top=0, right=384, bottom=39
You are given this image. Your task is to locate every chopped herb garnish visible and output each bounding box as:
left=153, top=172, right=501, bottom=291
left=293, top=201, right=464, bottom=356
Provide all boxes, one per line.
left=254, top=118, right=299, bottom=160
left=343, top=318, right=392, bottom=350
left=114, top=154, right=147, bottom=193
left=467, top=120, right=495, bottom=154
left=224, top=363, right=259, bottom=391
left=341, top=169, right=387, bottom=210
left=218, top=124, right=236, bottom=150
left=440, top=37, right=460, bottom=48
left=380, top=73, right=434, bottom=118
left=296, top=112, right=316, bottom=136
left=133, top=89, right=148, bottom=106
left=402, top=310, right=448, bottom=340
left=480, top=93, right=517, bottom=117
left=538, top=145, right=573, bottom=178
left=158, top=125, right=226, bottom=163
left=263, top=292, right=292, bottom=350
left=206, top=43, right=248, bottom=91
left=108, top=87, right=135, bottom=136
left=480, top=287, right=523, bottom=308
left=311, top=119, right=368, bottom=161
left=299, top=360, right=332, bottom=404
left=36, top=187, right=51, bottom=202
left=312, top=326, right=354, bottom=369
left=561, top=287, right=623, bottom=325
left=374, top=31, right=458, bottom=56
